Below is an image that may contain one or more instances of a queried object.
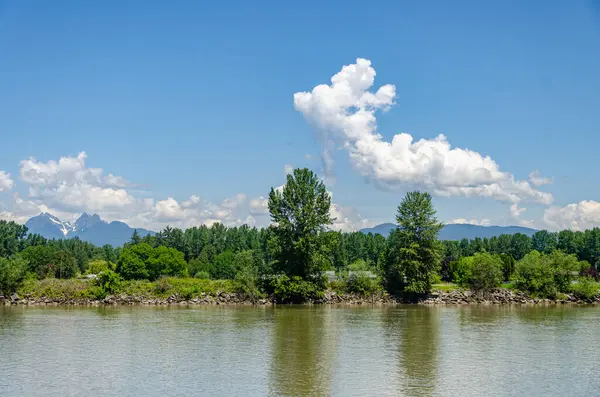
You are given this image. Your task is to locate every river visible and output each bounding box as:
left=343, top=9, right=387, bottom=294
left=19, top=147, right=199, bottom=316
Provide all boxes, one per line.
left=1, top=305, right=599, bottom=396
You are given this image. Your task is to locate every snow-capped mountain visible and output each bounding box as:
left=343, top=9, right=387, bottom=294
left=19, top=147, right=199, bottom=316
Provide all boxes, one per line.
left=25, top=213, right=154, bottom=246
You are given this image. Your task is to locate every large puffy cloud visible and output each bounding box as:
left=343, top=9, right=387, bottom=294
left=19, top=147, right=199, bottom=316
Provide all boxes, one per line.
left=19, top=152, right=137, bottom=213
left=294, top=58, right=553, bottom=206
left=543, top=201, right=600, bottom=231
left=0, top=171, right=14, bottom=192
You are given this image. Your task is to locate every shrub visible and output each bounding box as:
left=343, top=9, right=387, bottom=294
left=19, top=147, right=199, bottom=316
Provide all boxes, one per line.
left=270, top=275, right=324, bottom=303
left=453, top=253, right=503, bottom=292
left=234, top=254, right=263, bottom=302
left=86, top=260, right=116, bottom=275
left=95, top=270, right=122, bottom=294
left=153, top=276, right=172, bottom=295
left=571, top=277, right=599, bottom=301
left=194, top=271, right=211, bottom=280
left=117, top=249, right=148, bottom=280
left=86, top=285, right=107, bottom=300
left=581, top=266, right=599, bottom=281
left=0, top=256, right=28, bottom=295
left=211, top=251, right=237, bottom=280
left=514, top=251, right=557, bottom=298
left=346, top=272, right=382, bottom=296
left=514, top=251, right=581, bottom=298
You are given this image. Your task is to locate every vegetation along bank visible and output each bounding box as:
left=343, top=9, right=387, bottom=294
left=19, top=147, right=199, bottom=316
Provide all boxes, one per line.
left=2, top=168, right=600, bottom=306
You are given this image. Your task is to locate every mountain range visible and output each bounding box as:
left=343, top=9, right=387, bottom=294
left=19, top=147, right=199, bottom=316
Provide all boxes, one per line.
left=25, top=213, right=154, bottom=247
left=360, top=223, right=537, bottom=240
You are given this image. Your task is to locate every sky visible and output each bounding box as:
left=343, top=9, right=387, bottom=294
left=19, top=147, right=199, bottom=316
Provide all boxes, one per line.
left=1, top=0, right=600, bottom=232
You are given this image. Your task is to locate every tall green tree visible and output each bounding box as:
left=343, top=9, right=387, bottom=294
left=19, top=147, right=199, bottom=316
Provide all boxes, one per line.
left=384, top=191, right=443, bottom=296
left=268, top=168, right=333, bottom=283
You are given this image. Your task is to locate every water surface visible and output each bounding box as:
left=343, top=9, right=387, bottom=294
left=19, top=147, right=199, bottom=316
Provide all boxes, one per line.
left=1, top=305, right=599, bottom=396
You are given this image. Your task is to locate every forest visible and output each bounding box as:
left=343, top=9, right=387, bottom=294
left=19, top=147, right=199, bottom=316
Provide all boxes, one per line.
left=1, top=168, right=599, bottom=302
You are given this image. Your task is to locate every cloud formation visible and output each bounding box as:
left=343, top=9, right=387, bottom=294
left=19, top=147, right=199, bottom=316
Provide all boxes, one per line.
left=294, top=58, right=553, bottom=206
left=544, top=200, right=600, bottom=231
left=529, top=170, right=554, bottom=187
left=0, top=171, right=14, bottom=192
left=449, top=218, right=491, bottom=226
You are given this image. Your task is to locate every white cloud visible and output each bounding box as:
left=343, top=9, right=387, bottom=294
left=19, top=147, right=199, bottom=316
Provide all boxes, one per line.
left=294, top=58, right=553, bottom=206
left=510, top=203, right=526, bottom=219
left=449, top=218, right=491, bottom=226
left=284, top=164, right=294, bottom=175
left=19, top=152, right=137, bottom=213
left=249, top=197, right=269, bottom=216
left=329, top=202, right=371, bottom=232
left=543, top=200, right=600, bottom=231
left=529, top=170, right=554, bottom=187
left=0, top=171, right=14, bottom=192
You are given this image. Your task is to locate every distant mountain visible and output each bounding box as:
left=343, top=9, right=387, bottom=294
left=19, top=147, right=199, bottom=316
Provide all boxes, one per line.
left=25, top=213, right=154, bottom=247
left=360, top=222, right=538, bottom=240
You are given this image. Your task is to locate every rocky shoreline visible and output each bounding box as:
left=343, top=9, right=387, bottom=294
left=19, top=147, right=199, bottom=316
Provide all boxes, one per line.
left=1, top=288, right=599, bottom=306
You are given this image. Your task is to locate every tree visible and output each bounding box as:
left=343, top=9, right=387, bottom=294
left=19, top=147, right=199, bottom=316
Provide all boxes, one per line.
left=268, top=168, right=333, bottom=283
left=147, top=246, right=188, bottom=280
left=117, top=246, right=149, bottom=280
left=531, top=230, right=558, bottom=254
left=453, top=253, right=503, bottom=291
left=130, top=230, right=142, bottom=245
left=0, top=256, right=28, bottom=295
left=384, top=191, right=443, bottom=296
left=52, top=250, right=78, bottom=279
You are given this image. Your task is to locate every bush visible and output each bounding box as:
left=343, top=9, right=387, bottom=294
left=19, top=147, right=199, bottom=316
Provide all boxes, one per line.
left=153, top=276, right=172, bottom=295
left=0, top=256, right=28, bottom=295
left=95, top=270, right=122, bottom=294
left=234, top=253, right=263, bottom=302
left=453, top=253, right=503, bottom=291
left=270, top=275, right=324, bottom=303
left=86, top=285, right=107, bottom=300
left=514, top=251, right=558, bottom=298
left=571, top=277, right=599, bottom=301
left=86, top=260, right=116, bottom=275
left=194, top=271, right=211, bottom=280
left=581, top=266, right=599, bottom=281
left=514, top=251, right=581, bottom=298
left=346, top=272, right=382, bottom=296
left=117, top=249, right=149, bottom=280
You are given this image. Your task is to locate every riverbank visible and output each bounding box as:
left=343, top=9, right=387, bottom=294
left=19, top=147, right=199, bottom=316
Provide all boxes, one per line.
left=2, top=287, right=599, bottom=306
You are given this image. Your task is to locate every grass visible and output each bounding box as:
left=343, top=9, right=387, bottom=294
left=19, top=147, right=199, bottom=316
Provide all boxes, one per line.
left=431, top=282, right=460, bottom=292
left=18, top=277, right=237, bottom=301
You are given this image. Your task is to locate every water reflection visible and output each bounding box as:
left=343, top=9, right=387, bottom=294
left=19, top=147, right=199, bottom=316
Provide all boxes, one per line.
left=384, top=306, right=440, bottom=397
left=268, top=306, right=338, bottom=397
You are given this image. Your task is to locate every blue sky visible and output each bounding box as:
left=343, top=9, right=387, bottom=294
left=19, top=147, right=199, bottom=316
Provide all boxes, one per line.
left=1, top=0, right=600, bottom=231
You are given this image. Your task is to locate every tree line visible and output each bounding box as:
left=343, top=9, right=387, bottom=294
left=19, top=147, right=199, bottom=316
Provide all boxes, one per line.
left=1, top=167, right=599, bottom=301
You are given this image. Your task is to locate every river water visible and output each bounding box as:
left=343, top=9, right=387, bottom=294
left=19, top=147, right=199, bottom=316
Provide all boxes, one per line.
left=1, top=305, right=599, bottom=396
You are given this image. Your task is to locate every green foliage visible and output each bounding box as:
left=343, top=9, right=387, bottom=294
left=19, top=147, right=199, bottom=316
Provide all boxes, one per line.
left=117, top=243, right=187, bottom=280
left=268, top=168, right=333, bottom=283
left=514, top=251, right=581, bottom=298
left=0, top=256, right=28, bottom=295
left=0, top=221, right=28, bottom=258
left=146, top=245, right=188, bottom=280
left=86, top=259, right=116, bottom=275
left=270, top=275, right=324, bottom=303
left=346, top=272, right=382, bottom=296
left=384, top=191, right=443, bottom=296
left=194, top=271, right=211, bottom=280
left=52, top=250, right=78, bottom=279
left=17, top=278, right=92, bottom=300
left=20, top=245, right=56, bottom=279
left=211, top=250, right=237, bottom=279
left=117, top=247, right=149, bottom=280
left=234, top=251, right=263, bottom=301
left=570, top=277, right=599, bottom=300
left=453, top=253, right=503, bottom=291
left=95, top=270, right=122, bottom=294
